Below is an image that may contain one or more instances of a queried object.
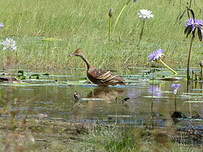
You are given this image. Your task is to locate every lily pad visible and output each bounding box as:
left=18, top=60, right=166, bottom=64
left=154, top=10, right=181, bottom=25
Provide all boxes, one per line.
left=183, top=92, right=203, bottom=96
left=80, top=98, right=105, bottom=101
left=143, top=96, right=169, bottom=99
left=157, top=77, right=183, bottom=81
left=185, top=101, right=203, bottom=103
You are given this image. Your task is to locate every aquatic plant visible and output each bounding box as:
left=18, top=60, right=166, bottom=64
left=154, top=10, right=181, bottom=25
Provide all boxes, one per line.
left=171, top=83, right=181, bottom=94
left=1, top=38, right=17, bottom=51
left=112, top=0, right=132, bottom=32
left=108, top=8, right=113, bottom=41
left=199, top=61, right=203, bottom=80
left=171, top=84, right=181, bottom=119
left=0, top=23, right=4, bottom=29
left=148, top=84, right=162, bottom=97
left=148, top=49, right=177, bottom=75
left=137, top=9, right=153, bottom=46
left=176, top=1, right=194, bottom=23
left=184, top=9, right=203, bottom=80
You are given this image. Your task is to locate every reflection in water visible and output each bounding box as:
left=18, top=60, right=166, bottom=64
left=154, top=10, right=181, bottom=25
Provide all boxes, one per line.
left=86, top=87, right=125, bottom=102
left=73, top=91, right=81, bottom=102
left=170, top=83, right=185, bottom=123
left=71, top=87, right=126, bottom=119
left=1, top=70, right=203, bottom=147
left=148, top=84, right=162, bottom=97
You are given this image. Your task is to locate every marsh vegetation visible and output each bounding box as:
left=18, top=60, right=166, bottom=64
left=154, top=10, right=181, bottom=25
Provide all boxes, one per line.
left=0, top=0, right=203, bottom=151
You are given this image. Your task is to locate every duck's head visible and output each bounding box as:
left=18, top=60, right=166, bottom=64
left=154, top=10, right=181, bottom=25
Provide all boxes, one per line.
left=69, top=48, right=84, bottom=57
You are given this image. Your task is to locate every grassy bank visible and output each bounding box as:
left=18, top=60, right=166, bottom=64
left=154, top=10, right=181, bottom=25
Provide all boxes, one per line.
left=0, top=117, right=202, bottom=152
left=0, top=0, right=202, bottom=73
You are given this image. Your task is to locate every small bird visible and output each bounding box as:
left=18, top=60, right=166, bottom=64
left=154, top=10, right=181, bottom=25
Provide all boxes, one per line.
left=69, top=48, right=126, bottom=86
left=73, top=91, right=81, bottom=102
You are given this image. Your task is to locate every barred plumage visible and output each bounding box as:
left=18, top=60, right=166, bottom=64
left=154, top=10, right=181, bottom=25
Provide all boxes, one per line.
left=69, top=48, right=126, bottom=86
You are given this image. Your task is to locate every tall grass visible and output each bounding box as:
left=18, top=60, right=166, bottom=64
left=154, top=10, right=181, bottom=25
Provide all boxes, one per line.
left=0, top=0, right=202, bottom=73
left=66, top=125, right=203, bottom=152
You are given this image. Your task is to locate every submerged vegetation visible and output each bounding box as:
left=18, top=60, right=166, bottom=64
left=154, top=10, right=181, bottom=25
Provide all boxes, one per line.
left=0, top=0, right=202, bottom=72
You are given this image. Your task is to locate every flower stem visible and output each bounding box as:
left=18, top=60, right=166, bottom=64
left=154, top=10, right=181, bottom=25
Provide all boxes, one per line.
left=108, top=16, right=112, bottom=41
left=137, top=20, right=145, bottom=46
left=159, top=59, right=177, bottom=75
left=113, top=0, right=131, bottom=33
left=187, top=36, right=194, bottom=80
left=174, top=94, right=177, bottom=111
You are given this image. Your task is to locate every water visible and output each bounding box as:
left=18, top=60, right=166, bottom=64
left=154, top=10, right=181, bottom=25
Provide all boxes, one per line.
left=0, top=68, right=203, bottom=150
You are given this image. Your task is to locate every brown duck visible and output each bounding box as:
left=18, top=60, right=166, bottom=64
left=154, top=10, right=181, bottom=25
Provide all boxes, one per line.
left=70, top=49, right=126, bottom=86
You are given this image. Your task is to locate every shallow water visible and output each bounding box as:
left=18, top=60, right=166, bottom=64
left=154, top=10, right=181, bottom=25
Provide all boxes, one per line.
left=0, top=68, right=203, bottom=149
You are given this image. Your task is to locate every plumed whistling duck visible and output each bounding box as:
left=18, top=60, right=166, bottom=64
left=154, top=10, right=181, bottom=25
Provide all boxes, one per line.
left=69, top=48, right=126, bottom=86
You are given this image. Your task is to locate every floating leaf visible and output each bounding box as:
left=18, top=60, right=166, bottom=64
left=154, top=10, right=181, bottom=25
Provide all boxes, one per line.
left=143, top=96, right=169, bottom=99
left=158, top=77, right=183, bottom=81
left=183, top=92, right=203, bottom=96
left=185, top=100, right=203, bottom=103
left=80, top=98, right=105, bottom=101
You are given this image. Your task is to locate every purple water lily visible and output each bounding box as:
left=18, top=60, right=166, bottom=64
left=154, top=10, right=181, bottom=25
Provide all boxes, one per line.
left=185, top=18, right=203, bottom=41
left=148, top=49, right=164, bottom=62
left=186, top=18, right=203, bottom=31
left=148, top=49, right=177, bottom=75
left=184, top=16, right=203, bottom=80
left=171, top=84, right=181, bottom=94
left=0, top=23, right=4, bottom=29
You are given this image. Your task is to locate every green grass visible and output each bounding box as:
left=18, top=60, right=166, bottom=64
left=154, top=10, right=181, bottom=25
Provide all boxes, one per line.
left=67, top=125, right=203, bottom=152
left=0, top=0, right=202, bottom=74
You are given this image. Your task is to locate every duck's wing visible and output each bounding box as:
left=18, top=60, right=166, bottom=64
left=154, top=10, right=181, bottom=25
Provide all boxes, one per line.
left=93, top=69, right=125, bottom=84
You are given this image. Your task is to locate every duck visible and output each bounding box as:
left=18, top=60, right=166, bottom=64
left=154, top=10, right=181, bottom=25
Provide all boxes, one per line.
left=69, top=48, right=126, bottom=86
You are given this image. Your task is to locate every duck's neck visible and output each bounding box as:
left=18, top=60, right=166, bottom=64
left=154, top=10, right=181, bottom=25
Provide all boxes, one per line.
left=79, top=55, right=90, bottom=70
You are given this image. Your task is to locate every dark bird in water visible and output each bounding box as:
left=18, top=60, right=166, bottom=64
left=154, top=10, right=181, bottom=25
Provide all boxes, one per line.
left=73, top=91, right=81, bottom=102
left=69, top=48, right=126, bottom=86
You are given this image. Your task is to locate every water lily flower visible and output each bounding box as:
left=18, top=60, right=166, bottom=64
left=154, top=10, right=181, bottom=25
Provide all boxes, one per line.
left=1, top=38, right=17, bottom=51
left=138, top=9, right=154, bottom=20
left=184, top=9, right=203, bottom=81
left=148, top=49, right=177, bottom=75
left=185, top=18, right=203, bottom=41
left=0, top=23, right=4, bottom=29
left=148, top=49, right=164, bottom=62
left=171, top=84, right=181, bottom=94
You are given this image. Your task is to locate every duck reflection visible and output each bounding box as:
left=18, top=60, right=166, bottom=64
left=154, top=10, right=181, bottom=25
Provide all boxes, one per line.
left=86, top=87, right=125, bottom=102
left=71, top=87, right=126, bottom=119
